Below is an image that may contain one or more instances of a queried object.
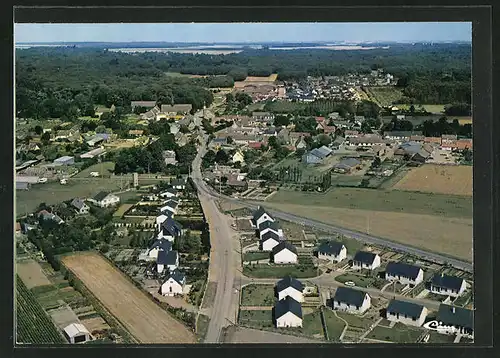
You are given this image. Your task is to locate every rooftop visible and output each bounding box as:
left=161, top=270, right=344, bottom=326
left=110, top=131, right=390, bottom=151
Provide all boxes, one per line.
left=333, top=287, right=367, bottom=307
left=386, top=262, right=422, bottom=280
left=387, top=299, right=425, bottom=319
left=275, top=296, right=302, bottom=319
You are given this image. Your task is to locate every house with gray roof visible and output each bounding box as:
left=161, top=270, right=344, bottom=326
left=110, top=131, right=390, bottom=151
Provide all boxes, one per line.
left=157, top=217, right=183, bottom=242
left=436, top=304, right=473, bottom=337
left=333, top=158, right=361, bottom=173
left=302, top=145, right=333, bottom=164
left=157, top=250, right=179, bottom=274
left=161, top=104, right=193, bottom=115
left=352, top=251, right=381, bottom=271
left=88, top=191, right=120, bottom=208
left=160, top=269, right=186, bottom=296
left=332, top=287, right=371, bottom=314
left=386, top=299, right=428, bottom=327
left=317, top=241, right=347, bottom=263
left=70, top=198, right=90, bottom=215
left=275, top=296, right=303, bottom=328
left=430, top=274, right=467, bottom=298
left=276, top=276, right=305, bottom=302
left=385, top=262, right=424, bottom=286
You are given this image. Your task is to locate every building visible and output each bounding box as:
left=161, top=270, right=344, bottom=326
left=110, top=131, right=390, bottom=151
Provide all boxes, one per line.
left=352, top=251, right=381, bottom=271
left=155, top=213, right=172, bottom=230
left=131, top=101, right=157, bottom=111
left=160, top=270, right=186, bottom=296
left=80, top=147, right=106, bottom=159
left=430, top=274, right=467, bottom=298
left=436, top=304, right=474, bottom=337
left=333, top=158, right=362, bottom=174
left=272, top=241, right=298, bottom=264
left=147, top=238, right=173, bottom=260
left=317, top=241, right=347, bottom=263
left=294, top=137, right=307, bottom=150
left=332, top=287, right=371, bottom=314
left=157, top=250, right=179, bottom=274
left=163, top=150, right=177, bottom=165
left=38, top=210, right=65, bottom=224
left=160, top=199, right=179, bottom=216
left=170, top=178, right=186, bottom=190
left=258, top=220, right=283, bottom=237
left=53, top=156, right=75, bottom=166
left=157, top=217, right=183, bottom=242
left=252, top=206, right=275, bottom=228
left=276, top=276, right=305, bottom=303
left=275, top=296, right=303, bottom=328
left=160, top=104, right=193, bottom=115
left=16, top=181, right=30, bottom=190
left=70, top=198, right=90, bottom=215
left=347, top=135, right=386, bottom=148
left=232, top=150, right=245, bottom=164
left=385, top=262, right=424, bottom=287
left=394, top=141, right=434, bottom=162
left=140, top=106, right=161, bottom=121
left=386, top=299, right=428, bottom=327
left=159, top=188, right=178, bottom=198
left=88, top=191, right=120, bottom=208
left=63, top=323, right=92, bottom=344
left=260, top=231, right=283, bottom=252
left=252, top=112, right=275, bottom=122
left=303, top=146, right=333, bottom=164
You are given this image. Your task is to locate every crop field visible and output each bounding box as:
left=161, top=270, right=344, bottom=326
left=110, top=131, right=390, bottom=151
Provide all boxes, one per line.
left=16, top=276, right=65, bottom=344
left=61, top=252, right=196, bottom=343
left=16, top=259, right=52, bottom=289
left=392, top=165, right=472, bottom=196
left=364, top=87, right=403, bottom=107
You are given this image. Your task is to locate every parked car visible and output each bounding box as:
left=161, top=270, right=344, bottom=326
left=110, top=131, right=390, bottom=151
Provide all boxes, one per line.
left=38, top=177, right=48, bottom=183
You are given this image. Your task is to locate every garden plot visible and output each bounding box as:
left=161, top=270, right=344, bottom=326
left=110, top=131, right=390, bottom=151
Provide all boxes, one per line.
left=114, top=249, right=137, bottom=262
left=47, top=305, right=81, bottom=330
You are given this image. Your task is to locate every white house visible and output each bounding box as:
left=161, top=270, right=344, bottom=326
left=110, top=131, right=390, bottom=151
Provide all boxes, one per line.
left=159, top=188, right=178, bottom=198
left=385, top=262, right=424, bottom=287
left=386, top=299, right=428, bottom=327
left=436, top=304, right=474, bottom=337
left=275, top=296, right=303, bottom=328
left=170, top=179, right=186, bottom=190
left=157, top=250, right=179, bottom=274
left=258, top=220, right=283, bottom=239
left=430, top=274, right=467, bottom=298
left=88, top=191, right=120, bottom=208
left=260, top=231, right=283, bottom=252
left=63, top=323, right=92, bottom=344
left=160, top=270, right=186, bottom=296
left=156, top=214, right=171, bottom=230
left=160, top=199, right=179, bottom=216
left=352, top=251, right=381, bottom=271
left=252, top=206, right=275, bottom=228
left=232, top=150, right=245, bottom=164
left=276, top=276, right=305, bottom=303
left=147, top=238, right=172, bottom=260
left=272, top=241, right=298, bottom=264
left=317, top=241, right=347, bottom=263
left=332, top=287, right=371, bottom=315
left=157, top=218, right=183, bottom=242
left=70, top=198, right=90, bottom=215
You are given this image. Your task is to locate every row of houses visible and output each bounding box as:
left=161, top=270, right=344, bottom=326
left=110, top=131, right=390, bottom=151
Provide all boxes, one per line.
left=384, top=132, right=473, bottom=150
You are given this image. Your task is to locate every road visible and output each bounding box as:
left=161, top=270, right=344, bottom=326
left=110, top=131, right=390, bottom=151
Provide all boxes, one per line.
left=191, top=123, right=241, bottom=343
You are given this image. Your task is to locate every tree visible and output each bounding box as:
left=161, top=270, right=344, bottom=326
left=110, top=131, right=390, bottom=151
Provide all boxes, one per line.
left=268, top=136, right=279, bottom=149
left=220, top=176, right=228, bottom=185
left=226, top=136, right=234, bottom=144
left=274, top=115, right=290, bottom=127
left=34, top=125, right=43, bottom=135
left=317, top=134, right=331, bottom=147
left=41, top=132, right=51, bottom=145
left=361, top=121, right=373, bottom=134
left=215, top=149, right=229, bottom=164
left=371, top=156, right=381, bottom=168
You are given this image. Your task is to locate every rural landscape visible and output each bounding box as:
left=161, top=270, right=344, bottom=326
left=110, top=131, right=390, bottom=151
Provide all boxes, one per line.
left=15, top=22, right=473, bottom=345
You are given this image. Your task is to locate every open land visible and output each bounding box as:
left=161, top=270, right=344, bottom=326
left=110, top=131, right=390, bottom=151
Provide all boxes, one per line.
left=222, top=325, right=321, bottom=343
left=392, top=165, right=472, bottom=196
left=61, top=252, right=196, bottom=343
left=363, top=87, right=403, bottom=107
left=16, top=259, right=52, bottom=289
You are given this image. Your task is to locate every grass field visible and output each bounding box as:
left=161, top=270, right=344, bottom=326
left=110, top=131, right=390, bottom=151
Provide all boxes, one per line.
left=243, top=252, right=270, bottom=262
left=240, top=284, right=276, bottom=306
left=238, top=309, right=274, bottom=328
left=367, top=323, right=423, bottom=343
left=113, top=204, right=134, bottom=217
left=61, top=252, right=196, bottom=343
left=364, top=87, right=403, bottom=107
left=75, top=162, right=116, bottom=178
left=336, top=312, right=372, bottom=330
left=17, top=260, right=52, bottom=289
left=243, top=264, right=318, bottom=279
left=322, top=309, right=347, bottom=341
left=392, top=165, right=472, bottom=196
left=16, top=276, right=65, bottom=344
left=426, top=331, right=456, bottom=343
left=394, top=103, right=446, bottom=114
left=302, top=310, right=325, bottom=338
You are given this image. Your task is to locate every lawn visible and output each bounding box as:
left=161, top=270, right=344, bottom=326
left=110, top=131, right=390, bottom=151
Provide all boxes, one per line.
left=196, top=314, right=210, bottom=342
left=336, top=312, right=373, bottom=330
left=426, top=331, right=456, bottom=343
left=243, top=264, right=318, bottom=279
left=240, top=284, right=276, bottom=306
left=302, top=310, right=325, bottom=339
left=367, top=323, right=424, bottom=343
left=335, top=274, right=374, bottom=288
left=113, top=204, right=134, bottom=217
left=243, top=252, right=270, bottom=262
left=75, top=162, right=116, bottom=178
left=238, top=309, right=274, bottom=329
left=322, top=309, right=347, bottom=341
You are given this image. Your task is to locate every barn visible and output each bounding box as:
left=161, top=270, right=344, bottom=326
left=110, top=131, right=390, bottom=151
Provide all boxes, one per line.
left=63, top=323, right=92, bottom=344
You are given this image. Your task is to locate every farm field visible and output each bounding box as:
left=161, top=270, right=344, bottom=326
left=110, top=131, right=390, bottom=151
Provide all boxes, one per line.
left=16, top=276, right=65, bottom=344
left=240, top=284, right=276, bottom=306
left=17, top=259, right=52, bottom=289
left=260, top=202, right=472, bottom=261
left=392, top=165, right=472, bottom=196
left=363, top=87, right=403, bottom=107
left=267, top=188, right=472, bottom=218
left=61, top=252, right=196, bottom=343
left=113, top=204, right=134, bottom=217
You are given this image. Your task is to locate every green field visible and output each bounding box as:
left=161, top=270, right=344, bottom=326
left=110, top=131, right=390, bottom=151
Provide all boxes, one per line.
left=322, top=309, right=347, bottom=341
left=267, top=188, right=472, bottom=219
left=16, top=276, right=65, bottom=344
left=336, top=312, right=372, bottom=330
left=302, top=310, right=325, bottom=338
left=238, top=309, right=274, bottom=329
left=394, top=103, right=446, bottom=114
left=196, top=314, right=210, bottom=342
left=75, top=162, right=116, bottom=178
left=426, top=331, right=456, bottom=343
left=335, top=274, right=374, bottom=288
left=364, top=87, right=403, bottom=107
left=240, top=284, right=276, bottom=306
left=367, top=323, right=424, bottom=343
left=243, top=264, right=318, bottom=279
left=243, top=252, right=270, bottom=262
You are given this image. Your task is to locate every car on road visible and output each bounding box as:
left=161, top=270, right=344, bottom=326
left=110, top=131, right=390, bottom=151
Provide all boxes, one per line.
left=344, top=281, right=356, bottom=287
left=38, top=177, right=48, bottom=183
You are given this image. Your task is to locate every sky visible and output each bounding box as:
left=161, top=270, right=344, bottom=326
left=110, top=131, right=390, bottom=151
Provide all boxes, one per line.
left=14, top=22, right=472, bottom=43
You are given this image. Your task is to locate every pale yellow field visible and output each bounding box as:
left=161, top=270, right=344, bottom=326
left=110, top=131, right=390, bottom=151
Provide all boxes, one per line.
left=393, top=164, right=472, bottom=196
left=16, top=260, right=52, bottom=288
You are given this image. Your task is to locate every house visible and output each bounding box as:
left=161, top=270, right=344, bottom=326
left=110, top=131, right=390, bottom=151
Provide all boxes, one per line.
left=86, top=135, right=105, bottom=147
left=262, top=127, right=277, bottom=137
left=276, top=128, right=290, bottom=144
left=332, top=287, right=371, bottom=314
left=394, top=141, right=434, bottom=162
left=384, top=131, right=415, bottom=141
left=385, top=262, right=424, bottom=287
left=159, top=188, right=178, bottom=198
left=128, top=129, right=144, bottom=137
left=38, top=210, right=65, bottom=224
left=252, top=206, right=275, bottom=228
left=169, top=123, right=180, bottom=135
left=170, top=178, right=186, bottom=190
left=258, top=220, right=283, bottom=238
left=160, top=270, right=186, bottom=296
left=386, top=299, right=428, bottom=327
left=247, top=141, right=265, bottom=150
left=88, top=191, right=120, bottom=208
left=272, top=241, right=298, bottom=264
left=260, top=231, right=283, bottom=252
left=344, top=130, right=360, bottom=138
left=53, top=156, right=75, bottom=166
left=303, top=146, right=333, bottom=164
left=275, top=296, right=303, bottom=328
left=160, top=199, right=179, bottom=215
left=317, top=241, right=347, bottom=263
left=347, top=135, right=386, bottom=148
left=63, top=323, right=92, bottom=344
left=131, top=101, right=157, bottom=111
left=333, top=158, right=362, bottom=174
left=209, top=137, right=228, bottom=150
left=436, top=304, right=474, bottom=337
left=276, top=276, right=305, bottom=303
left=371, top=145, right=386, bottom=157
left=294, top=136, right=308, bottom=150
left=232, top=150, right=245, bottom=164
left=70, top=198, right=90, bottom=215
left=155, top=213, right=171, bottom=230
left=430, top=274, right=467, bottom=298
left=252, top=112, right=275, bottom=122
left=352, top=251, right=381, bottom=270
left=157, top=217, right=183, bottom=241
left=160, top=104, right=193, bottom=115
left=80, top=147, right=106, bottom=159
left=147, top=238, right=172, bottom=260
left=140, top=106, right=161, bottom=121
left=157, top=250, right=179, bottom=274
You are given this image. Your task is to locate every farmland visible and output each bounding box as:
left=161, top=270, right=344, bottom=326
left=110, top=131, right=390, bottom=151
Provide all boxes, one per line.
left=17, top=259, right=52, bottom=289
left=61, top=252, right=196, bottom=343
left=392, top=164, right=472, bottom=196
left=363, top=87, right=403, bottom=106
left=16, top=276, right=65, bottom=344
left=394, top=103, right=445, bottom=114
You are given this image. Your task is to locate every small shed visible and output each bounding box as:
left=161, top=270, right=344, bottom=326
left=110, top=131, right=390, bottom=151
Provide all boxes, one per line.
left=53, top=156, right=75, bottom=166
left=63, top=323, right=92, bottom=344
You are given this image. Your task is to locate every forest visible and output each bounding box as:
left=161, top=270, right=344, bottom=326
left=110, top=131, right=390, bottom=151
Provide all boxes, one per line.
left=15, top=43, right=471, bottom=120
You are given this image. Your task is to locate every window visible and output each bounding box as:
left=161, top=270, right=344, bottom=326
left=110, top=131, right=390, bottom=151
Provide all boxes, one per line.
left=169, top=286, right=172, bottom=293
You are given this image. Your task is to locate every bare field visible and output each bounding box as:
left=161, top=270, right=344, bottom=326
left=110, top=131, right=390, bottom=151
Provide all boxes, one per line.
left=222, top=326, right=321, bottom=343
left=393, top=164, right=472, bottom=196
left=16, top=260, right=52, bottom=288
left=261, top=203, right=472, bottom=261
left=61, top=252, right=196, bottom=344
